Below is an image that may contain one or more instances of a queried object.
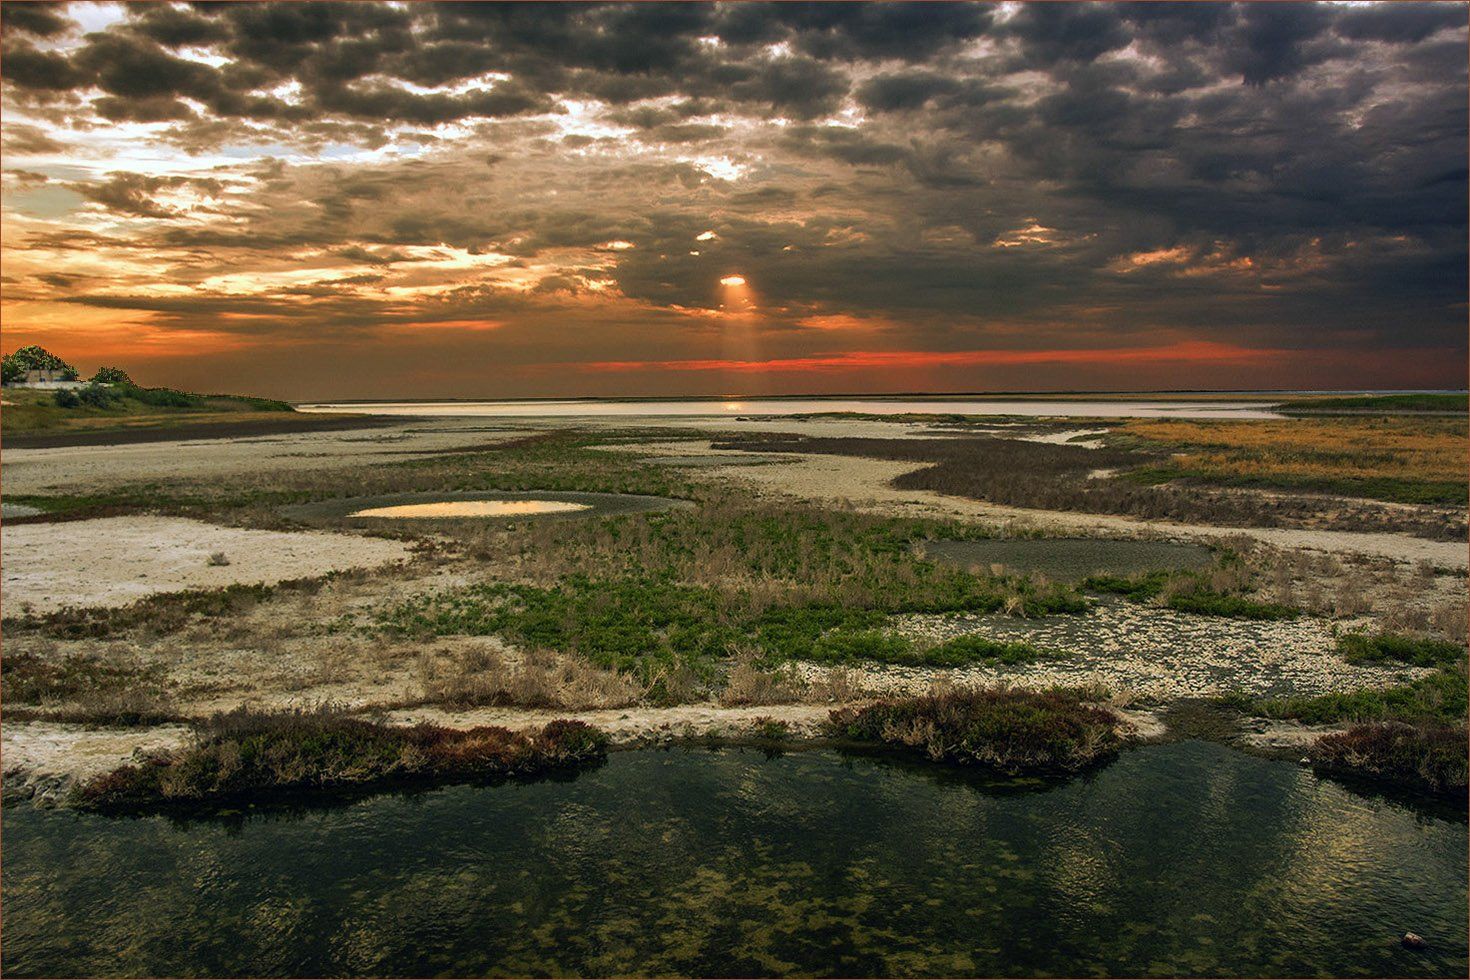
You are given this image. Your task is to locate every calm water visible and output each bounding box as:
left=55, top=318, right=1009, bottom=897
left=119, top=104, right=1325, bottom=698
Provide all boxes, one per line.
left=299, top=398, right=1284, bottom=419
left=348, top=500, right=592, bottom=518
left=3, top=742, right=1464, bottom=978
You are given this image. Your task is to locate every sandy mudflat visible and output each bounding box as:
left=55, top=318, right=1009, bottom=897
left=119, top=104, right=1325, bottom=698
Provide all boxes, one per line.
left=2, top=722, right=193, bottom=803
left=1, top=516, right=412, bottom=613
left=0, top=418, right=525, bottom=495
left=707, top=450, right=1470, bottom=569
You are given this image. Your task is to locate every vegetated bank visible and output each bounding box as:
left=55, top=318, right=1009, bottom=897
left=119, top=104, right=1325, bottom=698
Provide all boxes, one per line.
left=0, top=347, right=359, bottom=444
left=826, top=686, right=1123, bottom=775
left=1276, top=392, right=1467, bottom=414
left=1226, top=632, right=1468, bottom=797
left=73, top=705, right=609, bottom=813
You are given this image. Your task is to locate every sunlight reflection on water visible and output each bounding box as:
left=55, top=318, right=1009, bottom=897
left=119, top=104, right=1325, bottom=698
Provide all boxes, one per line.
left=349, top=500, right=593, bottom=518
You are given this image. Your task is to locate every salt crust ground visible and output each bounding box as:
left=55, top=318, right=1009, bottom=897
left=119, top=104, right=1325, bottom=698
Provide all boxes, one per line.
left=1, top=515, right=412, bottom=613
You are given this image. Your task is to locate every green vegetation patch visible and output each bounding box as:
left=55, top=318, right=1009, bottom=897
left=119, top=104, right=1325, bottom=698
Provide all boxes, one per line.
left=1084, top=565, right=1300, bottom=620
left=1279, top=393, right=1467, bottom=414
left=1310, top=723, right=1467, bottom=796
left=4, top=581, right=300, bottom=640
left=1338, top=632, right=1466, bottom=669
left=1254, top=665, right=1467, bottom=727
left=2, top=652, right=175, bottom=726
left=1083, top=571, right=1170, bottom=601
left=825, top=687, right=1122, bottom=774
left=74, top=706, right=608, bottom=812
left=1163, top=591, right=1299, bottom=620
left=382, top=568, right=1085, bottom=692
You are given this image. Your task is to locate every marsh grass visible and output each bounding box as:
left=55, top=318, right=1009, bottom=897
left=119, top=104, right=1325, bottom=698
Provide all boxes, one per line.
left=73, top=704, right=608, bottom=811
left=1084, top=561, right=1300, bottom=620
left=825, top=686, right=1122, bottom=774
left=1118, top=416, right=1468, bottom=506
left=4, top=581, right=301, bottom=639
left=718, top=652, right=802, bottom=706
left=1311, top=723, right=1467, bottom=796
left=1279, top=393, right=1467, bottom=414
left=2, top=650, right=176, bottom=725
left=419, top=645, right=645, bottom=710
left=380, top=495, right=1087, bottom=686
left=1252, top=663, right=1467, bottom=726
left=1338, top=632, right=1466, bottom=669
left=716, top=432, right=1464, bottom=538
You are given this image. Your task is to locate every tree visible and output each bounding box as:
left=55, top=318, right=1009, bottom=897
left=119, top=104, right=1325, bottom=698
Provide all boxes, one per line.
left=78, top=383, right=118, bottom=408
left=4, top=345, right=78, bottom=380
left=91, top=366, right=131, bottom=385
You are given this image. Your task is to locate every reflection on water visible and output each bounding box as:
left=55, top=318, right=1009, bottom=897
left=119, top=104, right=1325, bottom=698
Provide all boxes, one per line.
left=3, top=742, right=1464, bottom=978
left=300, top=398, right=1285, bottom=420
left=348, top=500, right=593, bottom=518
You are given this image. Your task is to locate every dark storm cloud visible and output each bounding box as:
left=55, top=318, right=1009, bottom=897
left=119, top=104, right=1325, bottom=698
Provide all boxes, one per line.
left=2, top=1, right=1465, bottom=395
left=67, top=172, right=226, bottom=219
left=0, top=2, right=75, bottom=38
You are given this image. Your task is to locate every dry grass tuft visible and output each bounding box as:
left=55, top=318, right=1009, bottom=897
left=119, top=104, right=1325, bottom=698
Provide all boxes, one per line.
left=419, top=644, right=645, bottom=710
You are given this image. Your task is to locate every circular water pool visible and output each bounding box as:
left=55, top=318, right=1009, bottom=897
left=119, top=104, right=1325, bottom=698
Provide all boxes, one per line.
left=282, top=490, right=692, bottom=525
left=349, top=500, right=592, bottom=518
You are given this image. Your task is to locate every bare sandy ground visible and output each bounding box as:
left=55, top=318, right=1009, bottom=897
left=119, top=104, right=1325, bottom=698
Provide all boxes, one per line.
left=0, top=418, right=523, bottom=495
left=2, top=723, right=192, bottom=803
left=700, top=450, right=1469, bottom=569
left=1, top=516, right=412, bottom=613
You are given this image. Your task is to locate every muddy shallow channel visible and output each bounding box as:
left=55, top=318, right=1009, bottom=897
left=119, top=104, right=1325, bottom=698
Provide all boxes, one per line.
left=3, top=741, right=1464, bottom=978
left=924, top=537, right=1215, bottom=581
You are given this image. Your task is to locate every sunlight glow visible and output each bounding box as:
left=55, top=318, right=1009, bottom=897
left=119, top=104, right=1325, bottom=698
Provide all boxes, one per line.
left=719, top=275, right=746, bottom=287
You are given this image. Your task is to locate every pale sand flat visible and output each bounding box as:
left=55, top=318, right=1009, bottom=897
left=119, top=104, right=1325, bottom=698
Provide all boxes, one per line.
left=1, top=515, right=412, bottom=613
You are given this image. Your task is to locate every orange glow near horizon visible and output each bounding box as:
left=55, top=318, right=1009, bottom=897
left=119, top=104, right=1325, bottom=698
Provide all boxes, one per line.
left=719, top=275, right=747, bottom=287
left=583, top=340, right=1293, bottom=374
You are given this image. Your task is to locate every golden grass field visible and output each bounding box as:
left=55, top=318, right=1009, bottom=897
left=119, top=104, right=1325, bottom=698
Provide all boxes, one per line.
left=1120, top=417, right=1467, bottom=502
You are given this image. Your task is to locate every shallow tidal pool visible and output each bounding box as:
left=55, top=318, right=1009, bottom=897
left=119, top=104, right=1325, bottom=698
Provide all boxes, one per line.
left=3, top=742, right=1465, bottom=978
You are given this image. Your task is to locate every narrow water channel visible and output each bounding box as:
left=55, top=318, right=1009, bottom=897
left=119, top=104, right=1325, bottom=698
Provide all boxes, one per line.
left=3, top=741, right=1464, bottom=978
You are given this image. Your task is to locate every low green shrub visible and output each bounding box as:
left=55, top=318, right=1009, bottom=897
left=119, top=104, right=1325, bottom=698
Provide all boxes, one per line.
left=1082, top=571, right=1169, bottom=601
left=74, top=706, right=607, bottom=810
left=1338, top=632, right=1465, bottom=669
left=825, top=687, right=1121, bottom=774
left=1164, top=591, right=1299, bottom=620
left=52, top=389, right=80, bottom=408
left=748, top=717, right=791, bottom=740
left=382, top=566, right=1087, bottom=681
left=1256, top=665, right=1467, bottom=726
left=77, top=383, right=119, bottom=408
left=115, top=383, right=205, bottom=408
left=1310, top=723, right=1468, bottom=795
left=809, top=629, right=913, bottom=664
left=2, top=651, right=174, bottom=723
left=1083, top=566, right=1299, bottom=620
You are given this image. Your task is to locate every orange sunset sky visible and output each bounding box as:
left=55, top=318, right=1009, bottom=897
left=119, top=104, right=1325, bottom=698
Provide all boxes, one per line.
left=2, top=1, right=1466, bottom=399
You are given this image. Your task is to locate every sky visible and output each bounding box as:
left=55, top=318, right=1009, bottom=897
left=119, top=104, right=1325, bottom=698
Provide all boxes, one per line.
left=1, top=1, right=1466, bottom=400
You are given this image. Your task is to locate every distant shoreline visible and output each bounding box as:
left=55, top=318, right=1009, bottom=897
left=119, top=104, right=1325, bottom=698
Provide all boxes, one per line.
left=299, top=389, right=1466, bottom=406
left=2, top=413, right=395, bottom=450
